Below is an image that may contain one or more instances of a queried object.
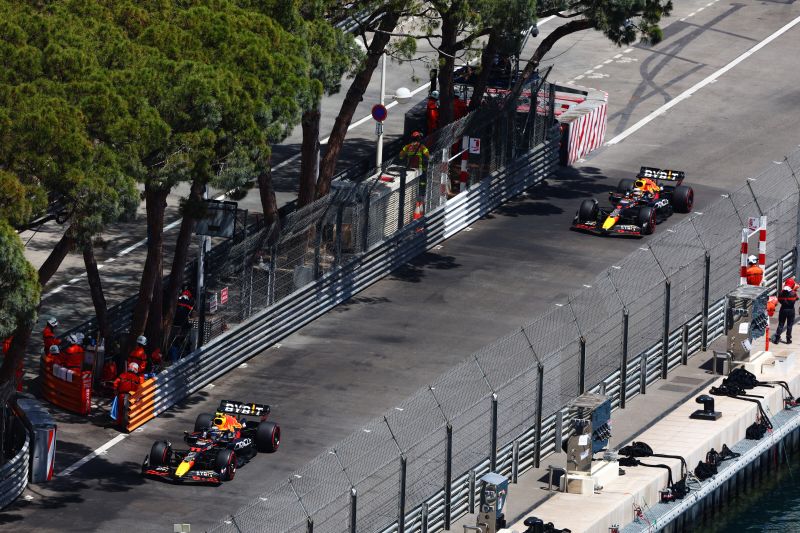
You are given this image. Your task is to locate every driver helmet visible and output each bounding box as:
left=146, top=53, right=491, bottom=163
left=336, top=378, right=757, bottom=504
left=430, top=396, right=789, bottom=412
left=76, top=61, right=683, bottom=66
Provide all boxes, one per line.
left=213, top=412, right=227, bottom=429
left=747, top=255, right=758, bottom=265
left=634, top=178, right=646, bottom=189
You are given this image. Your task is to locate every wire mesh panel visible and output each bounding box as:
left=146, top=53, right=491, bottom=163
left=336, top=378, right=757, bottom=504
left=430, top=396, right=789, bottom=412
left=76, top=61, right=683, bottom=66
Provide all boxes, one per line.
left=208, top=480, right=309, bottom=533
left=429, top=360, right=493, bottom=477
left=293, top=451, right=352, bottom=531
left=690, top=197, right=742, bottom=303
left=568, top=274, right=624, bottom=391
left=523, top=305, right=581, bottom=364
left=541, top=339, right=582, bottom=418
left=384, top=388, right=448, bottom=516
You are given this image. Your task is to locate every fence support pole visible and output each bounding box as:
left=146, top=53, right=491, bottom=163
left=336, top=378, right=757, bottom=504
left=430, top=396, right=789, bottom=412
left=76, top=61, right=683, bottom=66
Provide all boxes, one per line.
left=398, top=455, right=407, bottom=533
left=469, top=470, right=476, bottom=514
left=313, top=221, right=323, bottom=280
left=777, top=257, right=785, bottom=294
left=579, top=337, right=586, bottom=395
left=268, top=245, right=277, bottom=306
left=349, top=487, right=357, bottom=533
left=621, top=309, right=629, bottom=409
left=702, top=252, right=711, bottom=351
left=639, top=351, right=647, bottom=396
left=398, top=168, right=407, bottom=230
left=490, top=393, right=498, bottom=472
left=421, top=503, right=429, bottom=533
left=554, top=410, right=563, bottom=453
left=306, top=518, right=313, bottom=533
left=444, top=423, right=452, bottom=529
left=512, top=440, right=520, bottom=483
left=682, top=324, right=690, bottom=365
left=662, top=280, right=671, bottom=379
left=361, top=190, right=371, bottom=253
left=534, top=363, right=544, bottom=468
left=334, top=203, right=345, bottom=267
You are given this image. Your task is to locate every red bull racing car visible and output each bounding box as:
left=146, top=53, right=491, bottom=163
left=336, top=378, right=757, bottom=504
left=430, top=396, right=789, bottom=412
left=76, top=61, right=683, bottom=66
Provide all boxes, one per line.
left=571, top=167, right=694, bottom=237
left=142, top=400, right=280, bottom=484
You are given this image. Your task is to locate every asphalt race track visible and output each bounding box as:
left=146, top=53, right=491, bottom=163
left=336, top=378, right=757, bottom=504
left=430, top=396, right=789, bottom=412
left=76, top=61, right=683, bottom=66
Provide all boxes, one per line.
left=6, top=2, right=800, bottom=532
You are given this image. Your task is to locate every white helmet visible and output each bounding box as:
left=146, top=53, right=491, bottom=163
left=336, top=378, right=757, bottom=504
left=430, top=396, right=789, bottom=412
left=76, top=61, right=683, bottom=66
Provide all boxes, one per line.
left=430, top=90, right=439, bottom=99
left=128, top=362, right=139, bottom=373
left=748, top=254, right=758, bottom=265
left=47, top=317, right=58, bottom=328
left=136, top=335, right=147, bottom=346
left=49, top=345, right=60, bottom=354
left=66, top=333, right=78, bottom=345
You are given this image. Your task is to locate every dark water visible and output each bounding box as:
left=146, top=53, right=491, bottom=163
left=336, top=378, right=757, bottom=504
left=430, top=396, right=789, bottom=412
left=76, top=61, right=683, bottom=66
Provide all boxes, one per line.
left=704, top=463, right=800, bottom=532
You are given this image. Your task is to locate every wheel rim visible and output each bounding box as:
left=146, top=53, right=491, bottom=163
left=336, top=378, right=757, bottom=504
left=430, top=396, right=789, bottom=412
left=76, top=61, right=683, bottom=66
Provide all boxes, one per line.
left=272, top=427, right=281, bottom=449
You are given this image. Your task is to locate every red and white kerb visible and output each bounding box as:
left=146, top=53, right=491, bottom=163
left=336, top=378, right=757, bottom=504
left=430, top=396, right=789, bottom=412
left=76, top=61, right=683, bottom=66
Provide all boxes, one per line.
left=740, top=215, right=767, bottom=285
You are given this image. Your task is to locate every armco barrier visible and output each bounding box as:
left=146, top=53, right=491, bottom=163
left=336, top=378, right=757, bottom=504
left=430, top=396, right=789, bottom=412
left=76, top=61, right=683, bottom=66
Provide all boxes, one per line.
left=0, top=420, right=29, bottom=509
left=124, top=132, right=560, bottom=431
left=12, top=396, right=57, bottom=483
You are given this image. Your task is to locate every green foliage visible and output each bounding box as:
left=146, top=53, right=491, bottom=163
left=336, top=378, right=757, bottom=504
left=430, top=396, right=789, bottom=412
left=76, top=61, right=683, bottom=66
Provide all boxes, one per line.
left=540, top=1, right=673, bottom=45
left=0, top=220, right=40, bottom=337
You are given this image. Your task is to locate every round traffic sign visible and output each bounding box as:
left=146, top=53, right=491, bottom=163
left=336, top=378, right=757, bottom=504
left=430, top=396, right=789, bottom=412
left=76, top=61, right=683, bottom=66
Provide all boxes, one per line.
left=371, top=104, right=388, bottom=123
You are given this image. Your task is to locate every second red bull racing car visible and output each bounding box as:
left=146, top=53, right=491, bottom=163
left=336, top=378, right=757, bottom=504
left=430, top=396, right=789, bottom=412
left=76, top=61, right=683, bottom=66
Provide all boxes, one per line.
left=571, top=166, right=694, bottom=237
left=142, top=400, right=280, bottom=484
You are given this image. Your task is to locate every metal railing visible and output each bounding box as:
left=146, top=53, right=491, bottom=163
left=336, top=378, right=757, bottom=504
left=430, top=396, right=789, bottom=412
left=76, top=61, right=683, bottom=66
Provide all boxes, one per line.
left=207, top=148, right=800, bottom=533
left=0, top=414, right=29, bottom=509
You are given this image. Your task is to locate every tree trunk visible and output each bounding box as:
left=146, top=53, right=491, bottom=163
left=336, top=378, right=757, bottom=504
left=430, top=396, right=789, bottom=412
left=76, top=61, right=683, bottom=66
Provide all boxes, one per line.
left=511, top=18, right=594, bottom=102
left=298, top=106, right=321, bottom=207
left=38, top=228, right=75, bottom=287
left=437, top=10, right=459, bottom=128
left=468, top=30, right=500, bottom=112
left=258, top=165, right=280, bottom=233
left=83, top=242, right=109, bottom=341
left=129, top=184, right=168, bottom=344
left=316, top=10, right=402, bottom=196
left=146, top=257, right=163, bottom=351
left=161, top=179, right=204, bottom=351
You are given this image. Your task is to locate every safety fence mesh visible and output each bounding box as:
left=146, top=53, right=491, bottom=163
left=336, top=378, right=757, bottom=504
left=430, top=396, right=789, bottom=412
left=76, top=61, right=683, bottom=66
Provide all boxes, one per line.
left=209, top=146, right=800, bottom=533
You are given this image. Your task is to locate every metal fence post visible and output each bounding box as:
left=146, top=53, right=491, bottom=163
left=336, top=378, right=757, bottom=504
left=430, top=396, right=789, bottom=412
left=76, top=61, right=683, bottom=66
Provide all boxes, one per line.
left=468, top=470, right=476, bottom=514
left=306, top=518, right=313, bottom=533
left=662, top=280, right=671, bottom=379
left=512, top=440, right=520, bottom=483
left=398, top=168, right=407, bottom=230
left=313, top=221, right=323, bottom=280
left=579, top=337, right=586, bottom=394
left=398, top=455, right=407, bottom=533
left=444, top=423, right=452, bottom=529
left=534, top=363, right=544, bottom=468
left=702, top=252, right=711, bottom=351
left=490, top=393, right=498, bottom=472
left=361, top=190, right=371, bottom=253
left=639, top=351, right=647, bottom=395
left=349, top=487, right=357, bottom=533
left=621, top=309, right=629, bottom=409
left=421, top=503, right=429, bottom=533
left=777, top=257, right=785, bottom=294
left=682, top=324, right=689, bottom=365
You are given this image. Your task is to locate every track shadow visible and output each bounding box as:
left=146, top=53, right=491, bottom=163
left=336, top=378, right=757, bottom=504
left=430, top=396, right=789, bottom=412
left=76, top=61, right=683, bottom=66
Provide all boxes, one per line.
left=389, top=253, right=461, bottom=283
left=332, top=295, right=392, bottom=313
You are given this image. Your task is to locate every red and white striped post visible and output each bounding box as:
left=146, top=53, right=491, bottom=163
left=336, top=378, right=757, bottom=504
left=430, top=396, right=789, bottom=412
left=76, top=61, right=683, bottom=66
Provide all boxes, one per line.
left=740, top=215, right=768, bottom=286
left=740, top=227, right=749, bottom=286
left=758, top=215, right=767, bottom=271
left=460, top=135, right=469, bottom=193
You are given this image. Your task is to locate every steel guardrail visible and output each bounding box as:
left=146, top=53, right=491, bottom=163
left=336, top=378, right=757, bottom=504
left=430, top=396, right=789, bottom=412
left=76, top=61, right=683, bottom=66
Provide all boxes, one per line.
left=0, top=429, right=29, bottom=509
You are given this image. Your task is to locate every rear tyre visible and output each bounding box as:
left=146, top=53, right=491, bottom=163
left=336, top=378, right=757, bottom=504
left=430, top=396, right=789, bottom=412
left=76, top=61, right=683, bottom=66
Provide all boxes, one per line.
left=577, top=199, right=598, bottom=222
left=149, top=441, right=172, bottom=467
left=672, top=185, right=694, bottom=213
left=215, top=449, right=236, bottom=481
left=194, top=413, right=213, bottom=432
left=256, top=421, right=281, bottom=453
left=638, top=207, right=657, bottom=235
left=617, top=178, right=636, bottom=193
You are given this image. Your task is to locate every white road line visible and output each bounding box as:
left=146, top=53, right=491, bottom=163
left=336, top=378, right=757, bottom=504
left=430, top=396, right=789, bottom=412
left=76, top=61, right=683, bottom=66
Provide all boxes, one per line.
left=607, top=14, right=800, bottom=146
left=59, top=434, right=129, bottom=477
left=613, top=54, right=623, bottom=59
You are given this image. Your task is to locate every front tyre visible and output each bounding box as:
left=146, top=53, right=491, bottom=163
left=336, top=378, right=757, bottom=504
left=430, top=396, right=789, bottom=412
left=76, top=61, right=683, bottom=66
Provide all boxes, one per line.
left=672, top=185, right=694, bottom=213
left=577, top=199, right=598, bottom=222
left=194, top=413, right=213, bottom=432
left=256, top=421, right=281, bottom=453
left=617, top=179, right=636, bottom=193
left=638, top=207, right=657, bottom=235
left=215, top=449, right=236, bottom=481
left=149, top=441, right=172, bottom=467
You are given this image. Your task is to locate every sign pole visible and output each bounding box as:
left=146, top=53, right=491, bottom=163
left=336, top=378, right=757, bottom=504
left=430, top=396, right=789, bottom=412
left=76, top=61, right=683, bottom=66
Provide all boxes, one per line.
left=376, top=53, right=386, bottom=168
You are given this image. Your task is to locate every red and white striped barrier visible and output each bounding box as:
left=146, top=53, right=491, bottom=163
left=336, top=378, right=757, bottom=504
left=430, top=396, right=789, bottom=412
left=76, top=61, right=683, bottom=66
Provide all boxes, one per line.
left=555, top=84, right=608, bottom=166
left=740, top=215, right=767, bottom=285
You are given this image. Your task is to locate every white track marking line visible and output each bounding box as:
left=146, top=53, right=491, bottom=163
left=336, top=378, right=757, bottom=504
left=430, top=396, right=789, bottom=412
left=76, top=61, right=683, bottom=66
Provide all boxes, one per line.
left=59, top=434, right=129, bottom=477
left=607, top=14, right=800, bottom=146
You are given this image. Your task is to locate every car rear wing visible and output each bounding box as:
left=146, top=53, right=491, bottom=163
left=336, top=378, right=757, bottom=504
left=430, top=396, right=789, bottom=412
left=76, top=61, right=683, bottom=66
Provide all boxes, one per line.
left=218, top=400, right=271, bottom=417
left=638, top=166, right=685, bottom=184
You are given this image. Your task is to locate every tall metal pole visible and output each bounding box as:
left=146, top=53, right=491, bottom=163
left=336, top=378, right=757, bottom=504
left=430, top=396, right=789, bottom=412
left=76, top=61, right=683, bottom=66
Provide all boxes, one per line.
left=376, top=53, right=386, bottom=168
left=621, top=309, right=629, bottom=409
left=662, top=280, right=671, bottom=379
left=490, top=393, right=498, bottom=472
left=579, top=337, right=586, bottom=394
left=444, top=423, right=453, bottom=529
left=398, top=455, right=407, bottom=533
left=534, top=363, right=544, bottom=468
left=702, top=253, right=711, bottom=351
